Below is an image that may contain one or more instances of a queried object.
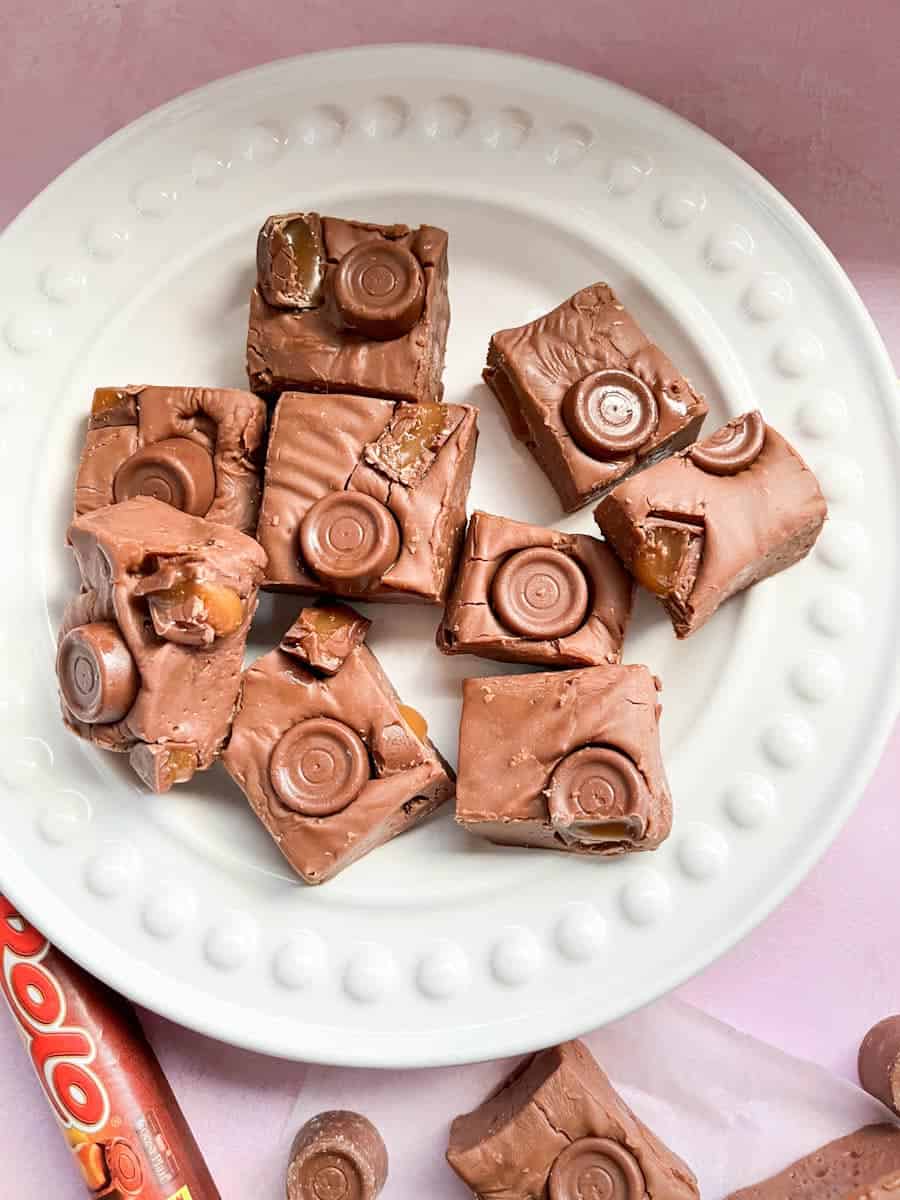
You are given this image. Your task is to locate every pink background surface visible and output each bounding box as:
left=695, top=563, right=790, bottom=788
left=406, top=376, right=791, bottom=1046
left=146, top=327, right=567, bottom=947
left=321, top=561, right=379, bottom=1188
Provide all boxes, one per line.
left=2, top=2, right=898, bottom=1195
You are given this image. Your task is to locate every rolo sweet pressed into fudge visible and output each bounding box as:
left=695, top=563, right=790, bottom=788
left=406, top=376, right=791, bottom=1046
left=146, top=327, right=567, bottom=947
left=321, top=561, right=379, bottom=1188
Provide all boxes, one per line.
left=247, top=213, right=450, bottom=403
left=257, top=391, right=477, bottom=602
left=75, top=385, right=267, bottom=534
left=57, top=496, right=266, bottom=792
left=484, top=283, right=708, bottom=512
left=456, top=664, right=672, bottom=855
left=595, top=411, right=827, bottom=637
left=437, top=509, right=634, bottom=668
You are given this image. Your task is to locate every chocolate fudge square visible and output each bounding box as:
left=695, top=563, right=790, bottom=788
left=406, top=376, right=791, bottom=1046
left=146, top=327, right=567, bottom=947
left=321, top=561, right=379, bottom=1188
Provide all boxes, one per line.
left=447, top=1040, right=699, bottom=1200
left=257, top=392, right=478, bottom=602
left=484, top=283, right=708, bottom=512
left=74, top=385, right=267, bottom=535
left=222, top=642, right=454, bottom=884
left=595, top=411, right=827, bottom=638
left=456, top=664, right=672, bottom=855
left=437, top=510, right=634, bottom=668
left=57, top=497, right=266, bottom=792
left=726, top=1125, right=900, bottom=1200
left=247, top=214, right=450, bottom=403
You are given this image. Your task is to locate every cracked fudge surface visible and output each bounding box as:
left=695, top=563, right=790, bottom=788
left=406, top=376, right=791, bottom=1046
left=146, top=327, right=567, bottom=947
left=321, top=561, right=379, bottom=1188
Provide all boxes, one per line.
left=455, top=664, right=672, bottom=856
left=437, top=509, right=634, bottom=668
left=595, top=411, right=827, bottom=638
left=74, top=385, right=267, bottom=535
left=257, top=391, right=478, bottom=602
left=726, top=1125, right=900, bottom=1200
left=447, top=1039, right=699, bottom=1200
left=57, top=497, right=266, bottom=791
left=247, top=214, right=450, bottom=403
left=483, top=282, right=707, bottom=512
left=222, top=642, right=454, bottom=884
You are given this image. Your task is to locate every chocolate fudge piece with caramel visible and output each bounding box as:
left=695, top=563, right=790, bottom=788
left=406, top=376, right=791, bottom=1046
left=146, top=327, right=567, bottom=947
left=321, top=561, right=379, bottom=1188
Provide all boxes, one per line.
left=247, top=213, right=450, bottom=403
left=456, top=664, right=672, bottom=856
left=279, top=602, right=372, bottom=676
left=74, top=385, right=267, bottom=535
left=257, top=391, right=478, bottom=602
left=56, top=497, right=266, bottom=791
left=222, top=641, right=453, bottom=884
left=483, top=282, right=707, bottom=512
left=726, top=1125, right=900, bottom=1200
left=595, top=411, right=827, bottom=638
left=437, top=510, right=633, bottom=668
left=447, top=1039, right=699, bottom=1200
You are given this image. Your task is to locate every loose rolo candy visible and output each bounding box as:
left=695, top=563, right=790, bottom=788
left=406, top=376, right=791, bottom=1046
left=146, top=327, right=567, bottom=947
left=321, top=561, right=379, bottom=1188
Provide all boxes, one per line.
left=548, top=1137, right=646, bottom=1200
left=331, top=241, right=425, bottom=340
left=548, top=746, right=648, bottom=844
left=287, top=1111, right=388, bottom=1200
left=562, top=369, right=659, bottom=460
left=299, top=491, right=401, bottom=593
left=269, top=717, right=370, bottom=816
left=113, top=436, right=216, bottom=515
left=57, top=622, right=139, bottom=725
left=490, top=547, right=590, bottom=640
left=688, top=410, right=765, bottom=476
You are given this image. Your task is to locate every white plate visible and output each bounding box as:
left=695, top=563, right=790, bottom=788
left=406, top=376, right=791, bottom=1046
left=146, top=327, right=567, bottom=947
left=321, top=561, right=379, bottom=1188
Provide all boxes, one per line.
left=0, top=46, right=897, bottom=1068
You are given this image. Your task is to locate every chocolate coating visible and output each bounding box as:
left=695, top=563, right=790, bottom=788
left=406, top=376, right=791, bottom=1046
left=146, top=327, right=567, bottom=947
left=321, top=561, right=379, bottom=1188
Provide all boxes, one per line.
left=331, top=241, right=425, bottom=340
left=562, top=370, right=659, bottom=460
left=280, top=603, right=372, bottom=676
left=299, top=491, right=401, bottom=592
left=548, top=747, right=648, bottom=846
left=57, top=622, right=139, bottom=725
left=490, top=546, right=589, bottom=640
left=287, top=1111, right=388, bottom=1200
left=549, top=1138, right=646, bottom=1200
left=689, top=410, right=765, bottom=476
left=269, top=717, right=370, bottom=816
left=113, top=437, right=216, bottom=515
left=859, top=1016, right=900, bottom=1116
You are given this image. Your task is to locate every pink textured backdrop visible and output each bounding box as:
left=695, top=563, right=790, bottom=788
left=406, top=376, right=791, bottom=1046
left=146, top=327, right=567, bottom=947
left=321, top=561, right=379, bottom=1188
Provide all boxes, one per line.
left=2, top=2, right=899, bottom=1196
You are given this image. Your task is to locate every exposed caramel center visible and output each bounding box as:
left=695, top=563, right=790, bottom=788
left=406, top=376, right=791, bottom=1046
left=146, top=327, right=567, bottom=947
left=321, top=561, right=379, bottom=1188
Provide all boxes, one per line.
left=150, top=580, right=243, bottom=637
left=399, top=703, right=428, bottom=741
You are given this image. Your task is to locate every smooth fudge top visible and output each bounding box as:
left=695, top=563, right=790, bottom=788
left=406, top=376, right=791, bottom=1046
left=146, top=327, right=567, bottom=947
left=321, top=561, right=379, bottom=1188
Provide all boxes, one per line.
left=75, top=385, right=267, bottom=534
left=447, top=1040, right=699, bottom=1200
left=222, top=642, right=454, bottom=884
left=484, top=282, right=708, bottom=511
left=437, top=509, right=634, bottom=668
left=456, top=664, right=672, bottom=855
left=595, top=411, right=827, bottom=636
left=726, top=1125, right=900, bottom=1200
left=247, top=214, right=450, bottom=404
left=58, top=496, right=266, bottom=774
left=257, top=391, right=478, bottom=602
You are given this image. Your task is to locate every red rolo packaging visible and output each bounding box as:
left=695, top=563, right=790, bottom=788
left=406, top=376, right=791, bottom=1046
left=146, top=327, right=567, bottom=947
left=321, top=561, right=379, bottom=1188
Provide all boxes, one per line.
left=0, top=894, right=220, bottom=1199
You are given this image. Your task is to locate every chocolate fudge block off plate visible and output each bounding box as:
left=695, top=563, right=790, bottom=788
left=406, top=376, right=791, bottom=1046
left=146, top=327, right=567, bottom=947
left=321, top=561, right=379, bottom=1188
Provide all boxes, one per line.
left=0, top=46, right=896, bottom=1067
